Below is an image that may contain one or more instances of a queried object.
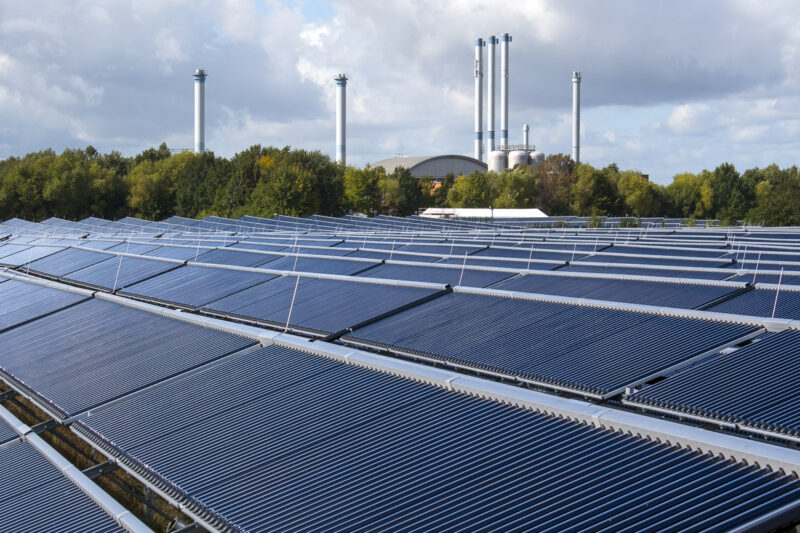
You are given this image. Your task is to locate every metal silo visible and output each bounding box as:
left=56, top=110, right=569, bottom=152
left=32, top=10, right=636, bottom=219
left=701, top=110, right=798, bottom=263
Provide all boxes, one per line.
left=488, top=150, right=507, bottom=172
left=508, top=150, right=530, bottom=168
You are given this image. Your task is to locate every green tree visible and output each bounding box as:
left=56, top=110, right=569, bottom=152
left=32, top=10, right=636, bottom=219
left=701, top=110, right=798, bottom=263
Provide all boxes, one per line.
left=491, top=167, right=538, bottom=208
left=664, top=172, right=707, bottom=218
left=433, top=173, right=455, bottom=207
left=709, top=162, right=744, bottom=224
left=173, top=152, right=228, bottom=218
left=447, top=171, right=490, bottom=207
left=531, top=154, right=576, bottom=216
left=126, top=160, right=174, bottom=220
left=134, top=142, right=172, bottom=164
left=244, top=162, right=318, bottom=217
left=344, top=165, right=383, bottom=215
left=572, top=163, right=619, bottom=215
left=617, top=171, right=660, bottom=217
left=212, top=145, right=274, bottom=216
left=746, top=166, right=800, bottom=225
left=393, top=167, right=422, bottom=216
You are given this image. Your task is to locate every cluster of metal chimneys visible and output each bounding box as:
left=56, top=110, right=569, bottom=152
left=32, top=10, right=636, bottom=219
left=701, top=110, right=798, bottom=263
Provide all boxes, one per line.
left=473, top=36, right=582, bottom=170
left=473, top=34, right=511, bottom=161
left=191, top=49, right=580, bottom=167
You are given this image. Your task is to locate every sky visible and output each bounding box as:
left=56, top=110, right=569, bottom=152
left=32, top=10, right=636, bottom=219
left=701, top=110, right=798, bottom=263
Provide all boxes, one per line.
left=1, top=0, right=799, bottom=184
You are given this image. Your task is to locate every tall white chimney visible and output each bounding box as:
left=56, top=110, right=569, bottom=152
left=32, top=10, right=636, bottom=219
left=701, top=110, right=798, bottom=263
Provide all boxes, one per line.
left=335, top=73, right=348, bottom=165
left=500, top=33, right=511, bottom=148
left=523, top=123, right=529, bottom=148
left=193, top=69, right=206, bottom=153
left=486, top=36, right=498, bottom=153
left=572, top=71, right=581, bottom=164
left=473, top=38, right=485, bottom=161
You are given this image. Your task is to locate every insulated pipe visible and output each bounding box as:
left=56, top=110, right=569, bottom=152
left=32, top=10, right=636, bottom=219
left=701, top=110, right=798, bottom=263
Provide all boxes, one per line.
left=473, top=38, right=485, bottom=161
left=486, top=35, right=498, bottom=152
left=193, top=69, right=206, bottom=153
left=572, top=71, right=581, bottom=164
left=523, top=123, right=529, bottom=148
left=500, top=33, right=511, bottom=149
left=334, top=73, right=348, bottom=165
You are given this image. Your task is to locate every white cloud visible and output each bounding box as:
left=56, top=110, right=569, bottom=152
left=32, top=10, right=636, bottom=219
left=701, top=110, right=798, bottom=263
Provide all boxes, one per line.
left=69, top=75, right=104, bottom=107
left=666, top=103, right=712, bottom=134
left=2, top=0, right=800, bottom=184
left=730, top=124, right=768, bottom=142
left=154, top=28, right=188, bottom=73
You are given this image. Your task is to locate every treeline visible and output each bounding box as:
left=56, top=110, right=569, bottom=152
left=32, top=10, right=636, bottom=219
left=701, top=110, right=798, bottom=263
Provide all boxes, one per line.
left=0, top=144, right=424, bottom=222
left=0, top=143, right=798, bottom=225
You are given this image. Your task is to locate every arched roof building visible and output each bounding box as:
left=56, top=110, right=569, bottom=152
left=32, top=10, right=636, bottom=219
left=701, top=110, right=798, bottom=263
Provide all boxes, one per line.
left=372, top=155, right=487, bottom=180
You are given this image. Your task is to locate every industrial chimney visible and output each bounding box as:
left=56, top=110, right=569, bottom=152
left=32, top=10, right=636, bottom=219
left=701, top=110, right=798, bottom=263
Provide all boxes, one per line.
left=193, top=69, right=206, bottom=153
left=500, top=33, right=511, bottom=149
left=572, top=71, right=581, bottom=164
left=334, top=73, right=348, bottom=165
left=486, top=36, right=498, bottom=153
left=523, top=123, right=529, bottom=148
left=474, top=39, right=485, bottom=161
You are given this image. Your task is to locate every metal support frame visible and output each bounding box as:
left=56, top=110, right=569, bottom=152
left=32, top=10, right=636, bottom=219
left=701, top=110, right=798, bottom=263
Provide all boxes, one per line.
left=30, top=419, right=59, bottom=435
left=82, top=460, right=120, bottom=480
left=0, top=389, right=18, bottom=402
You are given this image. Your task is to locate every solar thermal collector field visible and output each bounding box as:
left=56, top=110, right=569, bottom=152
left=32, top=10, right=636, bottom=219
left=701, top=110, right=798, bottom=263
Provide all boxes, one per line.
left=3, top=214, right=800, bottom=531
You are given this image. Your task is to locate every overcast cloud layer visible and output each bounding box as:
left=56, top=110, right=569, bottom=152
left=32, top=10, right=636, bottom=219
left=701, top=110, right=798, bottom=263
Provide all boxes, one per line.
left=1, top=0, right=799, bottom=183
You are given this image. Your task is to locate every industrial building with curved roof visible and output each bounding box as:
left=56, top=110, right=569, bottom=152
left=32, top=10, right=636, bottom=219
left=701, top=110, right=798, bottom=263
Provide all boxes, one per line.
left=372, top=154, right=487, bottom=179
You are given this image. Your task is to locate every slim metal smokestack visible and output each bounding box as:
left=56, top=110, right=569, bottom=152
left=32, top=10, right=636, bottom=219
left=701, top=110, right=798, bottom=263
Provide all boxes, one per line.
left=572, top=71, right=581, bottom=164
left=473, top=38, right=485, bottom=161
left=500, top=33, right=511, bottom=148
left=486, top=35, right=498, bottom=152
left=334, top=73, right=348, bottom=165
left=523, top=124, right=529, bottom=147
left=193, top=69, right=206, bottom=153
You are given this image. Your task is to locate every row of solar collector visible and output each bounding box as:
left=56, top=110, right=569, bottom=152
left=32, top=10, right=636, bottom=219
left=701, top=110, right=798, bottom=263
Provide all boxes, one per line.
left=3, top=274, right=800, bottom=531
left=5, top=238, right=800, bottom=314
left=7, top=228, right=800, bottom=269
left=7, top=213, right=800, bottom=267
left=0, top=399, right=148, bottom=532
left=7, top=213, right=800, bottom=246
left=4, top=241, right=800, bottom=442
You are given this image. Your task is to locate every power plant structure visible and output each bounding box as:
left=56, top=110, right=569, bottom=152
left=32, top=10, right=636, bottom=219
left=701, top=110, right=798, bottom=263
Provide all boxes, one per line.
left=193, top=69, right=207, bottom=153
left=487, top=123, right=545, bottom=172
left=334, top=73, right=348, bottom=165
left=486, top=36, right=498, bottom=152
left=500, top=33, right=510, bottom=149
left=475, top=34, right=546, bottom=172
left=473, top=35, right=583, bottom=171
left=473, top=39, right=485, bottom=161
left=572, top=71, right=581, bottom=164
left=335, top=36, right=580, bottom=178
